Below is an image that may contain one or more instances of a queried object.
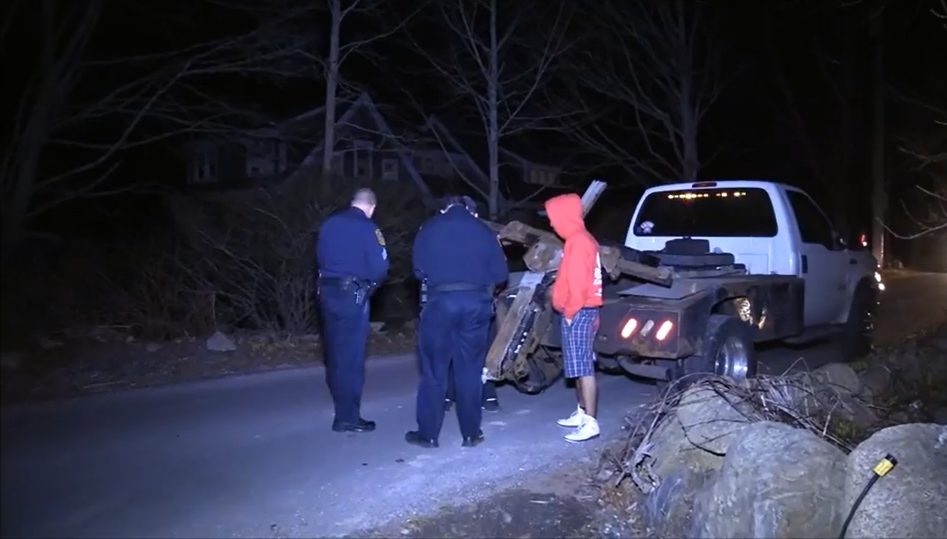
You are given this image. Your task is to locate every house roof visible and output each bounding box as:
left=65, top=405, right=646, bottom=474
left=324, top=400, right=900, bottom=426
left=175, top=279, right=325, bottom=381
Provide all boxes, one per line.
left=282, top=92, right=433, bottom=201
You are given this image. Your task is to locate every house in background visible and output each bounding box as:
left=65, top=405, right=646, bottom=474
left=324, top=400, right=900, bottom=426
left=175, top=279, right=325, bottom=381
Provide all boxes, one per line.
left=181, top=91, right=573, bottom=218
left=181, top=92, right=434, bottom=203
left=417, top=116, right=574, bottom=218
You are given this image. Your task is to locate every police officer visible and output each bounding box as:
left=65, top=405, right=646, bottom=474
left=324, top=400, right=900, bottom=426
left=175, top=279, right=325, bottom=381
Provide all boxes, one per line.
left=406, top=195, right=509, bottom=448
left=316, top=188, right=389, bottom=433
left=441, top=198, right=501, bottom=413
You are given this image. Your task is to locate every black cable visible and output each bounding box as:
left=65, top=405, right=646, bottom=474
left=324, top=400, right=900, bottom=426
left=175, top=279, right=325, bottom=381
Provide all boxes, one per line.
left=839, top=454, right=898, bottom=539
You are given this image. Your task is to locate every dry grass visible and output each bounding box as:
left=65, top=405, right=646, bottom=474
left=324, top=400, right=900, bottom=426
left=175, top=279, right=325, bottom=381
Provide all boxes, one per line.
left=601, top=373, right=864, bottom=495
left=599, top=323, right=947, bottom=496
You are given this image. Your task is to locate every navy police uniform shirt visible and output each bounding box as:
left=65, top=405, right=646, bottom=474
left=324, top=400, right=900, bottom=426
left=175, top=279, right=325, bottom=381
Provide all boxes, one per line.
left=317, top=207, right=389, bottom=283
left=413, top=206, right=509, bottom=288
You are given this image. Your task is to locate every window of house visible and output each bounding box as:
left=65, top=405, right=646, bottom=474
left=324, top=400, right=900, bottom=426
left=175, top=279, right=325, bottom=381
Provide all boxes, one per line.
left=381, top=158, right=399, bottom=180
left=786, top=190, right=837, bottom=250
left=528, top=167, right=558, bottom=186
left=246, top=138, right=287, bottom=178
left=440, top=158, right=455, bottom=177
left=330, top=151, right=344, bottom=176
left=419, top=156, right=436, bottom=174
left=190, top=146, right=218, bottom=184
left=354, top=139, right=373, bottom=178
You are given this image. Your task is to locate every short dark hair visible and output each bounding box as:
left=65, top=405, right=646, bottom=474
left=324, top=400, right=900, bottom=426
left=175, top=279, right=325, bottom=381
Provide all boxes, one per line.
left=441, top=195, right=477, bottom=214
left=352, top=188, right=377, bottom=206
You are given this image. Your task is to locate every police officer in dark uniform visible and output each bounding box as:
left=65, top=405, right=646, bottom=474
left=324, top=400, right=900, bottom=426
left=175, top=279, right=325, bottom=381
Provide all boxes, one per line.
left=316, top=188, right=389, bottom=433
left=441, top=197, right=501, bottom=413
left=406, top=195, right=508, bottom=448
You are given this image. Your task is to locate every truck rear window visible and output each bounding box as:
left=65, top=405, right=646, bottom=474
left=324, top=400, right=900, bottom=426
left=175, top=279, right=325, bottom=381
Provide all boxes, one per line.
left=632, top=187, right=778, bottom=237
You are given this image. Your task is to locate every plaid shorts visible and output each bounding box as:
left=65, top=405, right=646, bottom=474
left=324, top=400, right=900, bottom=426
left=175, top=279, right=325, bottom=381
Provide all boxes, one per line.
left=561, top=307, right=600, bottom=378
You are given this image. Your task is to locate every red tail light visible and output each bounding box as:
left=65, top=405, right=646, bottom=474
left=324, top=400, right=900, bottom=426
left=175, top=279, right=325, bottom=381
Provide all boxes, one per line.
left=620, top=318, right=638, bottom=338
left=656, top=320, right=675, bottom=341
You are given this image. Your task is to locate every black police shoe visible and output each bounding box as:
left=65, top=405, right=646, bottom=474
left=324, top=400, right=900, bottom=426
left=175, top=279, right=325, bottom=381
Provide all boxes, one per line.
left=405, top=430, right=439, bottom=448
left=482, top=398, right=500, bottom=413
left=462, top=430, right=485, bottom=448
left=332, top=418, right=376, bottom=433
left=444, top=399, right=453, bottom=413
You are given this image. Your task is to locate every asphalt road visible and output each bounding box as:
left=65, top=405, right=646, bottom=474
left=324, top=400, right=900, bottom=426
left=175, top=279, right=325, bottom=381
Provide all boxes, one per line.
left=2, top=272, right=944, bottom=539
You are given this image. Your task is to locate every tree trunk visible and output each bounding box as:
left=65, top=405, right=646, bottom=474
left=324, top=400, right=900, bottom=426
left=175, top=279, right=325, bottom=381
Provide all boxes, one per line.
left=486, top=0, right=500, bottom=220
left=675, top=0, right=700, bottom=182
left=320, top=0, right=342, bottom=198
left=869, top=14, right=886, bottom=266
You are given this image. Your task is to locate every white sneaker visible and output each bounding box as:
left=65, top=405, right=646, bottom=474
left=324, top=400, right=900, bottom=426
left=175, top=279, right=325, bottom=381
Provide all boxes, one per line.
left=557, top=405, right=587, bottom=427
left=565, top=417, right=600, bottom=442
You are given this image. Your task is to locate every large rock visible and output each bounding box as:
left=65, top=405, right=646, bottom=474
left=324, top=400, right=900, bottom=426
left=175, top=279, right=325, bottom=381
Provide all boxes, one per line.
left=843, top=423, right=947, bottom=538
left=0, top=351, right=24, bottom=371
left=775, top=363, right=877, bottom=428
left=643, top=385, right=754, bottom=537
left=856, top=363, right=891, bottom=399
left=812, top=363, right=863, bottom=396
left=205, top=331, right=237, bottom=352
left=651, top=385, right=754, bottom=475
left=691, top=421, right=847, bottom=539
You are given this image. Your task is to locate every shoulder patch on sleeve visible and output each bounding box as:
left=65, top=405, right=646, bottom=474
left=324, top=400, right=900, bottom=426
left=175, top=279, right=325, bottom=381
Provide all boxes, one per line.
left=375, top=228, right=386, bottom=246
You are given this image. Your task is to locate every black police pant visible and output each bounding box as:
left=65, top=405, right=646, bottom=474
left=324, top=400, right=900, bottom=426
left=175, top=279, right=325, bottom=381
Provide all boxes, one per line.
left=416, top=291, right=493, bottom=441
left=446, top=376, right=498, bottom=403
left=320, top=283, right=370, bottom=424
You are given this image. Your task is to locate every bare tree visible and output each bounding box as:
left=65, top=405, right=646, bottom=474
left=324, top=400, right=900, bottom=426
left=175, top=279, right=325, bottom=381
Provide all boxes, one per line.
left=214, top=0, right=423, bottom=197
left=400, top=0, right=579, bottom=219
left=889, top=0, right=947, bottom=240
left=769, top=30, right=863, bottom=232
left=559, top=0, right=726, bottom=186
left=168, top=171, right=425, bottom=333
left=314, top=0, right=422, bottom=196
left=0, top=0, right=326, bottom=250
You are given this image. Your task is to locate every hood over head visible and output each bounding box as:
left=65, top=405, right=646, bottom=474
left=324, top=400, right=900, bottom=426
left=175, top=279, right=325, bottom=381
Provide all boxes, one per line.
left=544, top=193, right=586, bottom=238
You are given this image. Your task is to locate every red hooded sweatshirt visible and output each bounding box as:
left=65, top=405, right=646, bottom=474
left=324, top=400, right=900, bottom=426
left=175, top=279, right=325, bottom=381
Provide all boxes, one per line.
left=544, top=193, right=603, bottom=319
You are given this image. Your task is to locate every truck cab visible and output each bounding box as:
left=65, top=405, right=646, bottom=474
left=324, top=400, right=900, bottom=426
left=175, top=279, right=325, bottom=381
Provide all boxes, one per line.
left=623, top=180, right=879, bottom=329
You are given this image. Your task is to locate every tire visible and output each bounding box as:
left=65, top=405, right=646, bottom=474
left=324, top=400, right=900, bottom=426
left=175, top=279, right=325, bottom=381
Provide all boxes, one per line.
left=841, top=284, right=875, bottom=362
left=681, top=314, right=757, bottom=383
left=596, top=355, right=624, bottom=374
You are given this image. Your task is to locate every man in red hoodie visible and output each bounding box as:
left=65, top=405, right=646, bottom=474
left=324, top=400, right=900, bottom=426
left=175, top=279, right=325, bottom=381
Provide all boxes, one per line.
left=543, top=193, right=604, bottom=442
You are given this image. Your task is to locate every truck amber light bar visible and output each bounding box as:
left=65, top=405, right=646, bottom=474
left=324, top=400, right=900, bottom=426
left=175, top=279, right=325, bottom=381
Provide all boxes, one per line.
left=656, top=320, right=675, bottom=341
left=620, top=318, right=638, bottom=338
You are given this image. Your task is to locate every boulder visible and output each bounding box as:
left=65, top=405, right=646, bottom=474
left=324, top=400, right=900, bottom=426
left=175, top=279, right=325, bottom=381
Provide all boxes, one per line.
left=856, top=363, right=891, bottom=399
left=812, top=363, right=863, bottom=396
left=0, top=351, right=24, bottom=371
left=642, top=385, right=754, bottom=537
left=652, top=385, right=754, bottom=473
left=691, top=421, right=848, bottom=539
left=843, top=423, right=947, bottom=538
left=37, top=337, right=64, bottom=350
left=777, top=364, right=877, bottom=428
left=205, top=331, right=237, bottom=352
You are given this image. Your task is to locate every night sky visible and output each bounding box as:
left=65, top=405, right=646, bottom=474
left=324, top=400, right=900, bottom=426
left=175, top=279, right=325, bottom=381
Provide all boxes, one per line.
left=2, top=0, right=944, bottom=247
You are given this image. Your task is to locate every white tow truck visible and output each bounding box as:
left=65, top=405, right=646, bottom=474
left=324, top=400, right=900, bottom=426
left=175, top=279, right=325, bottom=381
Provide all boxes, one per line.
left=483, top=180, right=883, bottom=390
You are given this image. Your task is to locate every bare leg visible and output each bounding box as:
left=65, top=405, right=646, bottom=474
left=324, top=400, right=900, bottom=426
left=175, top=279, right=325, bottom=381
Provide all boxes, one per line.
left=577, top=375, right=598, bottom=418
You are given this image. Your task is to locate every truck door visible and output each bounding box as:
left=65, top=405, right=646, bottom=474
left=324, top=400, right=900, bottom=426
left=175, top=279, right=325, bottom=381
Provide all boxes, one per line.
left=785, top=190, right=848, bottom=326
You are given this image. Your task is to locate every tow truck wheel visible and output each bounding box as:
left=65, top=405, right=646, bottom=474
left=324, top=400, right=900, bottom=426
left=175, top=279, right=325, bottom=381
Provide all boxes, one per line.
left=682, top=314, right=757, bottom=383
left=841, top=283, right=875, bottom=362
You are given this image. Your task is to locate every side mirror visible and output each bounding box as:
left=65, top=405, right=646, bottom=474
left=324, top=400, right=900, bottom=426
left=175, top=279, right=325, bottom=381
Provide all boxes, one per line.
left=833, top=232, right=848, bottom=250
